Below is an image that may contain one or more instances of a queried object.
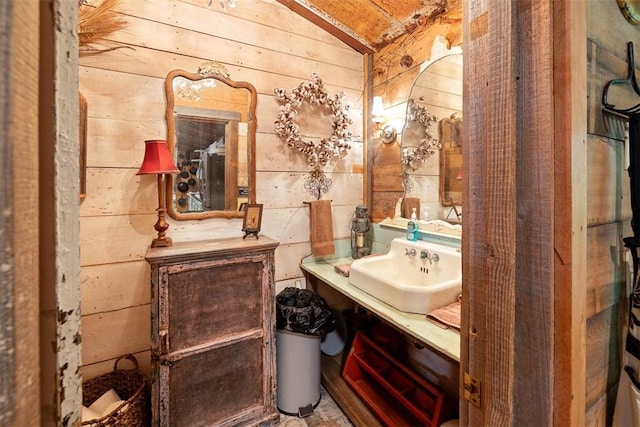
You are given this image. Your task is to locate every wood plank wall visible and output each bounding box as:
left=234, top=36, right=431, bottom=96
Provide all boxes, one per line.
left=370, top=5, right=463, bottom=222
left=585, top=2, right=639, bottom=424
left=78, top=0, right=363, bottom=379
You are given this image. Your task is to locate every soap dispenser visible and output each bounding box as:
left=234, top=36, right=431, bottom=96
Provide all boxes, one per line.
left=407, top=208, right=419, bottom=241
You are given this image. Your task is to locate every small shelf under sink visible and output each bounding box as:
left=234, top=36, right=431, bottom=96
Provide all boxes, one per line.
left=342, top=331, right=453, bottom=427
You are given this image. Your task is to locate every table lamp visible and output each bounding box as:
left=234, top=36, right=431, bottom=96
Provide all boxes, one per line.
left=137, top=139, right=180, bottom=248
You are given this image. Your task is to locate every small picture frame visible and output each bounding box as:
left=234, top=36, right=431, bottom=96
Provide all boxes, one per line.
left=242, top=203, right=263, bottom=239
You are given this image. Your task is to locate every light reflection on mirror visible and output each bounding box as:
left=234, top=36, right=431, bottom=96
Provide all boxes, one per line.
left=401, top=46, right=462, bottom=223
left=165, top=64, right=257, bottom=220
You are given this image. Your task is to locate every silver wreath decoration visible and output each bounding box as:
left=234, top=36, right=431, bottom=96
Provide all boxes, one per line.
left=274, top=73, right=353, bottom=171
left=402, top=98, right=441, bottom=171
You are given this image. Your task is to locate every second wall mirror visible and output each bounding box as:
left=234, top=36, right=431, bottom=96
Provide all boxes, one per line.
left=165, top=61, right=257, bottom=220
left=401, top=36, right=463, bottom=222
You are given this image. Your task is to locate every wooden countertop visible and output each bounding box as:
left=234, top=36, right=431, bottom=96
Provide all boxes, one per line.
left=145, top=235, right=279, bottom=265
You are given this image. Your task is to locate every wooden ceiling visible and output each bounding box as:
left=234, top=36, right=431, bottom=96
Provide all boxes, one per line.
left=276, top=0, right=460, bottom=54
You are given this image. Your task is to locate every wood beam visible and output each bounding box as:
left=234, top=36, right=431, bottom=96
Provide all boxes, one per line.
left=462, top=0, right=585, bottom=424
left=553, top=0, right=587, bottom=425
left=275, top=0, right=375, bottom=54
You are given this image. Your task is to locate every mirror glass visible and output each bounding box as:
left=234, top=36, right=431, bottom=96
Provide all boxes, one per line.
left=165, top=63, right=256, bottom=220
left=401, top=41, right=462, bottom=223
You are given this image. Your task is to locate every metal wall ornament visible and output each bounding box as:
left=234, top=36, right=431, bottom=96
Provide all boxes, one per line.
left=274, top=73, right=353, bottom=199
left=401, top=98, right=441, bottom=171
left=198, top=61, right=230, bottom=80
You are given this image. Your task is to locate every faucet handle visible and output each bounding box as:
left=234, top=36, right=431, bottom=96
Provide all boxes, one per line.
left=405, top=248, right=417, bottom=257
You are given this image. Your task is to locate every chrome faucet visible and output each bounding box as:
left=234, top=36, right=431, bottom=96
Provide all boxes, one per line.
left=405, top=248, right=417, bottom=257
left=420, top=250, right=440, bottom=264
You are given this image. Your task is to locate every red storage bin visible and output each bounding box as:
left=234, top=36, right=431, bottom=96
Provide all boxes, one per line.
left=342, top=331, right=451, bottom=427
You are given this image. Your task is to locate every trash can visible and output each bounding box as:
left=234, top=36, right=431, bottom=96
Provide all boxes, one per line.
left=275, top=287, right=334, bottom=417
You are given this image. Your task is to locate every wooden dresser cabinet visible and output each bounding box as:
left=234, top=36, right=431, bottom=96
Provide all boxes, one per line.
left=145, top=236, right=280, bottom=427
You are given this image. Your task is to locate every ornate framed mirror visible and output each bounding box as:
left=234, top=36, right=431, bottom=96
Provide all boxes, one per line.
left=165, top=62, right=257, bottom=220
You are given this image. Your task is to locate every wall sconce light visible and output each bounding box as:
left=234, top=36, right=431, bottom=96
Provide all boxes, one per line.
left=137, top=140, right=180, bottom=248
left=371, top=96, right=397, bottom=144
left=372, top=96, right=385, bottom=123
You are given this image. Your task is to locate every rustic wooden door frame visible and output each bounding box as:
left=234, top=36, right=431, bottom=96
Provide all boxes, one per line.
left=461, top=1, right=586, bottom=425
left=38, top=0, right=84, bottom=424
left=1, top=1, right=41, bottom=425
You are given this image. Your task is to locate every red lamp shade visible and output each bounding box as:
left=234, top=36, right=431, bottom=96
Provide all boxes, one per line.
left=137, top=140, right=179, bottom=175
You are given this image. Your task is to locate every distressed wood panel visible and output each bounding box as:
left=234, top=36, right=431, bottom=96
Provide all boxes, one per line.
left=81, top=261, right=151, bottom=315
left=256, top=133, right=365, bottom=173
left=117, top=3, right=361, bottom=73
left=586, top=222, right=629, bottom=318
left=371, top=193, right=403, bottom=223
left=371, top=140, right=403, bottom=212
left=585, top=393, right=607, bottom=427
left=275, top=242, right=317, bottom=281
left=261, top=204, right=353, bottom=245
left=256, top=171, right=363, bottom=208
left=140, top=0, right=352, bottom=50
left=585, top=304, right=624, bottom=411
left=587, top=134, right=631, bottom=226
left=80, top=45, right=362, bottom=98
left=86, top=117, right=165, bottom=169
left=7, top=2, right=40, bottom=425
left=80, top=168, right=157, bottom=217
left=80, top=214, right=157, bottom=266
left=373, top=6, right=463, bottom=87
left=79, top=68, right=165, bottom=122
left=371, top=167, right=403, bottom=192
left=81, top=305, right=151, bottom=365
left=81, top=350, right=152, bottom=382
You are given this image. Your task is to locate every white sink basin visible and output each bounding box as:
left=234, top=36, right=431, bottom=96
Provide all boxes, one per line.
left=349, top=238, right=461, bottom=314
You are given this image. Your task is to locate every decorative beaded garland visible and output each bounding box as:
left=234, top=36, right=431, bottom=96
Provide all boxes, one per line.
left=274, top=73, right=353, bottom=170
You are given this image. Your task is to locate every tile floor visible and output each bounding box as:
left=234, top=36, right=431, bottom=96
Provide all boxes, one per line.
left=277, top=386, right=353, bottom=427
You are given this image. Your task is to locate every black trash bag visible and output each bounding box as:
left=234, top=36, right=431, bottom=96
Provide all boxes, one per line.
left=276, top=287, right=335, bottom=335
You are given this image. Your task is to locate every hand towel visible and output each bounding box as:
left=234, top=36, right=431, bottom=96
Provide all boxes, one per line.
left=310, top=200, right=335, bottom=257
left=426, top=296, right=461, bottom=330
left=334, top=264, right=350, bottom=277
left=402, top=197, right=420, bottom=219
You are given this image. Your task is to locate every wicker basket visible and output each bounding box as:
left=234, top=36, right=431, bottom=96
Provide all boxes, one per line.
left=82, top=354, right=148, bottom=426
